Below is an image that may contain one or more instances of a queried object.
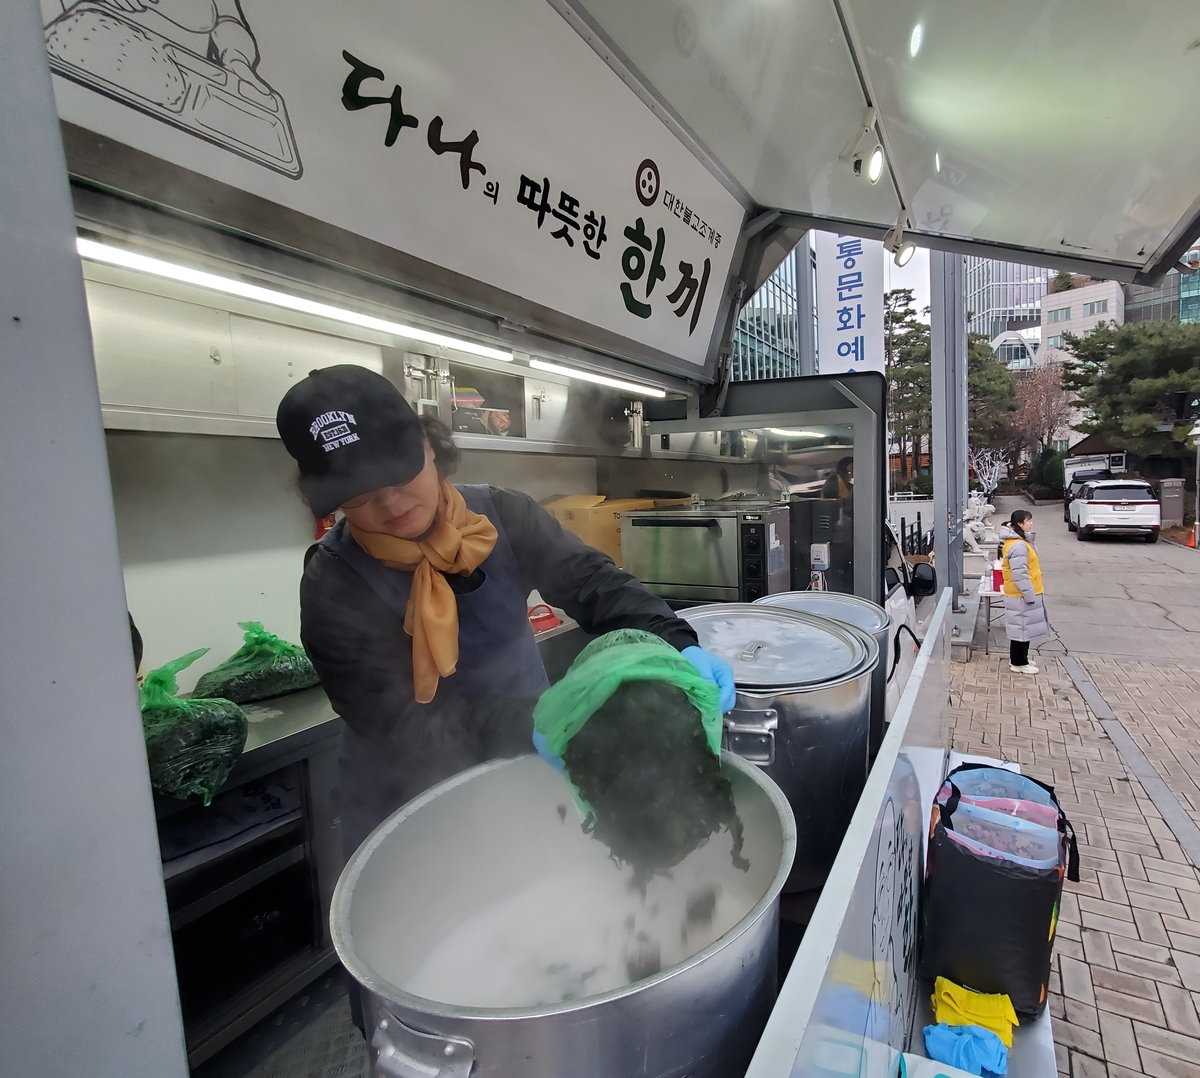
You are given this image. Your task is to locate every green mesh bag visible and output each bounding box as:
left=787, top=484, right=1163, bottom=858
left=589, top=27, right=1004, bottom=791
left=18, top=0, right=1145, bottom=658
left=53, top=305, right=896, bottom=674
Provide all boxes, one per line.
left=533, top=630, right=743, bottom=886
left=141, top=649, right=248, bottom=806
left=533, top=628, right=722, bottom=758
left=192, top=622, right=319, bottom=704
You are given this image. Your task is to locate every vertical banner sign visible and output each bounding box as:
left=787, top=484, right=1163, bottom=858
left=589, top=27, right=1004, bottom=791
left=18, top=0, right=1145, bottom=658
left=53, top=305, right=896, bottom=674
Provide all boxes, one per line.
left=816, top=231, right=884, bottom=374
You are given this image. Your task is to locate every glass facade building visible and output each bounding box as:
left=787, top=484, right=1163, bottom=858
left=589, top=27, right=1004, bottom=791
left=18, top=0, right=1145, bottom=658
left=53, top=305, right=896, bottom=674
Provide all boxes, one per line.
left=965, top=258, right=1051, bottom=338
left=732, top=250, right=801, bottom=380
left=1124, top=273, right=1179, bottom=324
left=1180, top=256, right=1200, bottom=324
left=1124, top=248, right=1200, bottom=324
left=992, top=337, right=1035, bottom=370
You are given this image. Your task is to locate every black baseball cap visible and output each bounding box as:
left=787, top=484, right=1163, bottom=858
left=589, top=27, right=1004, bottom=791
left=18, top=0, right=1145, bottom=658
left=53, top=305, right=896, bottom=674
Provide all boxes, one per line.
left=276, top=365, right=426, bottom=517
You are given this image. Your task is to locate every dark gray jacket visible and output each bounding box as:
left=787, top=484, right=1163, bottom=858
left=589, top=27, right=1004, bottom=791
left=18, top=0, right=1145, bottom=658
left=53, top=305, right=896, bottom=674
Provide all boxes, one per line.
left=300, top=485, right=698, bottom=747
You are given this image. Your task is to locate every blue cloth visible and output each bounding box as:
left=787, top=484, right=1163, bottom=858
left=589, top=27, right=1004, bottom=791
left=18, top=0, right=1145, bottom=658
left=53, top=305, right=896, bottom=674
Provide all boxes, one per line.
left=532, top=730, right=564, bottom=772
left=682, top=645, right=737, bottom=712
left=922, top=1023, right=1008, bottom=1076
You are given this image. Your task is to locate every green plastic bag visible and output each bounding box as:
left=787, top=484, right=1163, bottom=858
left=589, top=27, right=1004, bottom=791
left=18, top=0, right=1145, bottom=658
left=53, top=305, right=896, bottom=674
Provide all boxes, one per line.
left=533, top=628, right=722, bottom=759
left=141, top=649, right=248, bottom=806
left=533, top=630, right=742, bottom=887
left=192, top=622, right=319, bottom=704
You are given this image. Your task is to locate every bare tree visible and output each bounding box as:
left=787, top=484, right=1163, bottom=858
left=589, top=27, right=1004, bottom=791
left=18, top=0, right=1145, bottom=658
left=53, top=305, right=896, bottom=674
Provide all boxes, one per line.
left=969, top=446, right=1005, bottom=498
left=1012, top=364, right=1074, bottom=454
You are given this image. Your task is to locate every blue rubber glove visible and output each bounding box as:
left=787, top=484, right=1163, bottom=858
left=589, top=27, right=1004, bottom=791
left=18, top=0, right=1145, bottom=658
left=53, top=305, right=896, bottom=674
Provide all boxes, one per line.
left=532, top=729, right=565, bottom=773
left=682, top=645, right=737, bottom=713
left=923, top=1023, right=1007, bottom=1076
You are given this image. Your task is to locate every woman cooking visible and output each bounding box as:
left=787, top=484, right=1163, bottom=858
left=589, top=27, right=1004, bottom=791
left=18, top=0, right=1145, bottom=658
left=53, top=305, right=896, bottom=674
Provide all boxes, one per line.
left=277, top=366, right=736, bottom=857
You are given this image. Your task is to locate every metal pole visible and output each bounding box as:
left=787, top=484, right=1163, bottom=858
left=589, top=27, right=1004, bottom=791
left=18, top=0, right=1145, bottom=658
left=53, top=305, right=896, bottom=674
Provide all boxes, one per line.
left=797, top=238, right=817, bottom=377
left=0, top=3, right=187, bottom=1074
left=930, top=250, right=968, bottom=608
left=1193, top=424, right=1200, bottom=546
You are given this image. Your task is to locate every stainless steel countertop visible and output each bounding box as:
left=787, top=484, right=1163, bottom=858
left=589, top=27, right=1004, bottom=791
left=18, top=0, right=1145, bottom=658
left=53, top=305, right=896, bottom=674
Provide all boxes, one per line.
left=240, top=685, right=339, bottom=755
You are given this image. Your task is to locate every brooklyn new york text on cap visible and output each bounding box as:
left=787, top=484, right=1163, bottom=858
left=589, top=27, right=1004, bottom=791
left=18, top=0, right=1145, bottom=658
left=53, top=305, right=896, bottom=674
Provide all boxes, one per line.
left=276, top=365, right=426, bottom=517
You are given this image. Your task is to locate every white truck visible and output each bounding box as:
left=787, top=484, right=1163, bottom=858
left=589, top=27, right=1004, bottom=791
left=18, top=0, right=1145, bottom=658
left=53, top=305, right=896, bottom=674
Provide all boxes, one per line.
left=1063, top=453, right=1124, bottom=487
left=1062, top=453, right=1124, bottom=523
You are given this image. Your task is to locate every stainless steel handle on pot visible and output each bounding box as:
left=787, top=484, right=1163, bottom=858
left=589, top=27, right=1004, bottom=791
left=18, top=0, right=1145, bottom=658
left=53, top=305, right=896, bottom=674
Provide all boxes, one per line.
left=372, top=1016, right=474, bottom=1078
left=739, top=640, right=767, bottom=662
left=723, top=706, right=778, bottom=767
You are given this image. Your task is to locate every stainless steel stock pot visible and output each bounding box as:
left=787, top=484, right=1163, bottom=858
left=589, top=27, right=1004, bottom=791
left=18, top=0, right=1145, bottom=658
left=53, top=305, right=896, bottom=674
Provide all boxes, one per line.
left=682, top=603, right=878, bottom=891
left=332, top=752, right=795, bottom=1078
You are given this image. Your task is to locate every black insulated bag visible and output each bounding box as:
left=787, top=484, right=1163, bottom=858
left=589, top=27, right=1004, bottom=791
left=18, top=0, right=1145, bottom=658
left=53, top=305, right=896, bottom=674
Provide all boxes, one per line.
left=920, top=763, right=1080, bottom=1019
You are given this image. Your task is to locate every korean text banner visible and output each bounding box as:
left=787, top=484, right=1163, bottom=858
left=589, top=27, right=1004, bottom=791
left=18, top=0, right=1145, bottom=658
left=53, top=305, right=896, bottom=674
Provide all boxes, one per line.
left=42, top=0, right=745, bottom=367
left=815, top=232, right=884, bottom=376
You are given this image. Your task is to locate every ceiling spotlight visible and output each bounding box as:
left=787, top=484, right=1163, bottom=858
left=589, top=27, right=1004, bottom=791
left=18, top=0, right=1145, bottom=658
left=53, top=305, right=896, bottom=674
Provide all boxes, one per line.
left=909, top=23, right=924, bottom=58
left=884, top=216, right=917, bottom=267
left=867, top=145, right=885, bottom=184
left=840, top=107, right=885, bottom=185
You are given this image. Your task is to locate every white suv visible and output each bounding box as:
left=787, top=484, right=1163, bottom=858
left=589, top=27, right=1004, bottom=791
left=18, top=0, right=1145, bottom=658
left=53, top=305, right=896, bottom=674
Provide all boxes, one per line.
left=1069, top=480, right=1161, bottom=542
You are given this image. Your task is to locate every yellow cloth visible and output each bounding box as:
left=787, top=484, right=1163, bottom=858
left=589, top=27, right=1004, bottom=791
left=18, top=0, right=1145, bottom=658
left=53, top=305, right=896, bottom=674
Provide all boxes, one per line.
left=1001, top=537, right=1044, bottom=598
left=349, top=480, right=497, bottom=703
left=932, top=976, right=1019, bottom=1048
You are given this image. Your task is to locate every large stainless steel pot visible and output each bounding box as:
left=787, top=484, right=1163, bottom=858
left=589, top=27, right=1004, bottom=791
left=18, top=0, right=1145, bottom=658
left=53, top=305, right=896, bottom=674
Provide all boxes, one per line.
left=332, top=753, right=795, bottom=1078
left=753, top=591, right=892, bottom=757
left=682, top=604, right=878, bottom=892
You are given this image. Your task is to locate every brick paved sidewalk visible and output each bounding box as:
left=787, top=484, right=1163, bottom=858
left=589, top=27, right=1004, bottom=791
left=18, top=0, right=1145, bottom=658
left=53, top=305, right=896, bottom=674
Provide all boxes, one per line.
left=949, top=654, right=1200, bottom=1078
left=1080, top=660, right=1200, bottom=830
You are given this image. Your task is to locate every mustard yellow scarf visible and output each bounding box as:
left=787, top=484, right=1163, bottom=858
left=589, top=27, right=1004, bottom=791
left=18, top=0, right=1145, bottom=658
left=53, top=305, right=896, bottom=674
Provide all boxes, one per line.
left=349, top=481, right=497, bottom=703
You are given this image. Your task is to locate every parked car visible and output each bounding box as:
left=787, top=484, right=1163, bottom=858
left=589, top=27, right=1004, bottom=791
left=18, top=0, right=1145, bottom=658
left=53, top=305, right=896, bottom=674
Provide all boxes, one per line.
left=1069, top=480, right=1161, bottom=542
left=1063, top=468, right=1113, bottom=523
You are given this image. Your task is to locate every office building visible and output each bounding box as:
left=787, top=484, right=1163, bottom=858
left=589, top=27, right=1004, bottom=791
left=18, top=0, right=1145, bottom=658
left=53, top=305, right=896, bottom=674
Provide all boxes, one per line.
left=1040, top=278, right=1125, bottom=362
left=1124, top=273, right=1179, bottom=324
left=1123, top=246, right=1200, bottom=324
left=989, top=327, right=1041, bottom=371
left=732, top=248, right=803, bottom=380
left=1040, top=278, right=1124, bottom=451
left=966, top=258, right=1051, bottom=339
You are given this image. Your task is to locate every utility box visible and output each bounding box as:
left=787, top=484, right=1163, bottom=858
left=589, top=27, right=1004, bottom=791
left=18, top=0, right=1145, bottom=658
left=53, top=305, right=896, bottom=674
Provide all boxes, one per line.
left=1159, top=478, right=1185, bottom=528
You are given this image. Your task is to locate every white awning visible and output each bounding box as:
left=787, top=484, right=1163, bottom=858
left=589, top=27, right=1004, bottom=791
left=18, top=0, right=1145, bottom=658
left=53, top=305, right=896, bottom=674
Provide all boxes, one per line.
left=560, top=0, right=1200, bottom=282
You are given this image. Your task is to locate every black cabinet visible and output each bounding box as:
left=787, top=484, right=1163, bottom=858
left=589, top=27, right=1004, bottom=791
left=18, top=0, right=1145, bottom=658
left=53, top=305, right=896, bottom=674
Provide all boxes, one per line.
left=153, top=688, right=342, bottom=1070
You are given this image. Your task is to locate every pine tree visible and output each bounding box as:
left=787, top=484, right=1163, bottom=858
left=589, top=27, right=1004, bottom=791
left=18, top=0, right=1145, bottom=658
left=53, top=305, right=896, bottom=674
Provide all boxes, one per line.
left=1060, top=321, right=1200, bottom=458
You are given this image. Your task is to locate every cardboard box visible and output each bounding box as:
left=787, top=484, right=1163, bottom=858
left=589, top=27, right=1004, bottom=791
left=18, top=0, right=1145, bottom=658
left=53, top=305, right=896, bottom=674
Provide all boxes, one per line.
left=543, top=495, right=655, bottom=565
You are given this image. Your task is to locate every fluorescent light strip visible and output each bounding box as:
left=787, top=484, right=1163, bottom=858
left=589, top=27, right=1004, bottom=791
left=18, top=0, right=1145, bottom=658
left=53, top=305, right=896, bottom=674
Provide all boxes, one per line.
left=528, top=358, right=667, bottom=398
left=76, top=238, right=512, bottom=363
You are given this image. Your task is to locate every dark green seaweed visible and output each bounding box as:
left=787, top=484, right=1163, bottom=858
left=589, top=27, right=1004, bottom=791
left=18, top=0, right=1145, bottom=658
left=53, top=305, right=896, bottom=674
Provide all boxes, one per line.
left=562, top=680, right=749, bottom=888
left=143, top=698, right=248, bottom=805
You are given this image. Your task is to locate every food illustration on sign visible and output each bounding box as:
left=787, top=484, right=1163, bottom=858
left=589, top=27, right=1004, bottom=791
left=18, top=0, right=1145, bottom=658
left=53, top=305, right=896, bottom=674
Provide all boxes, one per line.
left=43, top=0, right=301, bottom=177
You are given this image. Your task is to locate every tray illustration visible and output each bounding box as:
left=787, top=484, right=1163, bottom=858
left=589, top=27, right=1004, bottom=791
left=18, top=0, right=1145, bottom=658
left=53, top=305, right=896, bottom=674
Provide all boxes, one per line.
left=45, top=2, right=302, bottom=178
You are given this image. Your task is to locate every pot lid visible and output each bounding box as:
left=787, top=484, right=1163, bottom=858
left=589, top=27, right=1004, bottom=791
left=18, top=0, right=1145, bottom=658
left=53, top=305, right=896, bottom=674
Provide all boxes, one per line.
left=682, top=604, right=875, bottom=690
left=753, top=591, right=890, bottom=636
